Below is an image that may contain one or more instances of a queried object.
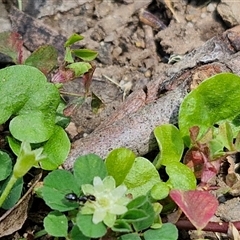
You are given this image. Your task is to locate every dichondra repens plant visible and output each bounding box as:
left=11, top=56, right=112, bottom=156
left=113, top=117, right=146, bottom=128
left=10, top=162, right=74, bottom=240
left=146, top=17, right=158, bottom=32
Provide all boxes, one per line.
left=1, top=29, right=240, bottom=239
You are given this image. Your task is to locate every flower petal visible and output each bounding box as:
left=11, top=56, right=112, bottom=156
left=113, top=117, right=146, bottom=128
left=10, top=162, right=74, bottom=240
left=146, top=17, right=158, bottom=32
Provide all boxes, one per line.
left=103, top=176, right=115, bottom=190
left=103, top=212, right=116, bottom=227
left=81, top=184, right=95, bottom=195
left=111, top=185, right=127, bottom=198
left=109, top=205, right=128, bottom=215
left=92, top=208, right=107, bottom=224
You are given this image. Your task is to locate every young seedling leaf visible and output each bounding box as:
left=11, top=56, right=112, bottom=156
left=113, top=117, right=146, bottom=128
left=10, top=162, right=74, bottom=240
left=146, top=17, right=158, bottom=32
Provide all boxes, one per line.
left=0, top=32, right=23, bottom=64
left=64, top=46, right=74, bottom=63
left=143, top=223, right=178, bottom=240
left=73, top=154, right=107, bottom=186
left=0, top=65, right=60, bottom=143
left=76, top=213, right=107, bottom=238
left=24, top=45, right=58, bottom=75
left=123, top=157, right=161, bottom=198
left=179, top=73, right=240, bottom=146
left=42, top=169, right=80, bottom=212
left=73, top=49, right=98, bottom=61
left=44, top=211, right=68, bottom=237
left=106, top=148, right=136, bottom=186
left=154, top=124, right=184, bottom=169
left=170, top=189, right=218, bottom=230
left=64, top=33, right=84, bottom=47
left=40, top=125, right=71, bottom=170
left=0, top=151, right=12, bottom=181
left=166, top=162, right=196, bottom=190
left=67, top=62, right=92, bottom=77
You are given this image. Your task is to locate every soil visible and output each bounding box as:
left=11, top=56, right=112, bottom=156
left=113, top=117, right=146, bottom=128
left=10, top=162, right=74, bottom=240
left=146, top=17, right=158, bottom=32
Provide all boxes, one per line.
left=1, top=0, right=240, bottom=239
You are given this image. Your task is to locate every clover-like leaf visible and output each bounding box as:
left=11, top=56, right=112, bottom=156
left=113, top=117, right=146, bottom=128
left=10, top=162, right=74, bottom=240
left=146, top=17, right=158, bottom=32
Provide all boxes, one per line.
left=0, top=65, right=60, bottom=143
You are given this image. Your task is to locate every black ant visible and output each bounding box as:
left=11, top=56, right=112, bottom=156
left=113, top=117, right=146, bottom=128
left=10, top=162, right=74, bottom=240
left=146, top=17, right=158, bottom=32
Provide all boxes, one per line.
left=65, top=193, right=96, bottom=204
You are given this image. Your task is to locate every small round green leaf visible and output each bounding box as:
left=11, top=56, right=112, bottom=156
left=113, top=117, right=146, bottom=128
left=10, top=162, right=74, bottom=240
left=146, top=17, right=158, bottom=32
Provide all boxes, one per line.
left=154, top=124, right=184, bottom=168
left=40, top=126, right=70, bottom=170
left=42, top=169, right=80, bottom=211
left=151, top=182, right=170, bottom=200
left=123, top=157, right=161, bottom=198
left=76, top=213, right=107, bottom=238
left=0, top=65, right=60, bottom=143
left=67, top=62, right=92, bottom=77
left=106, top=148, right=136, bottom=186
left=44, top=211, right=68, bottom=237
left=179, top=73, right=240, bottom=146
left=73, top=154, right=107, bottom=186
left=143, top=223, right=178, bottom=240
left=0, top=151, right=12, bottom=181
left=166, top=162, right=196, bottom=190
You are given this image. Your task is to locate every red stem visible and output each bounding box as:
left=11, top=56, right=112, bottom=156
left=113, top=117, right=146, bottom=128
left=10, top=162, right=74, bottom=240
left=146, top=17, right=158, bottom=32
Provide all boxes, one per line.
left=176, top=219, right=240, bottom=233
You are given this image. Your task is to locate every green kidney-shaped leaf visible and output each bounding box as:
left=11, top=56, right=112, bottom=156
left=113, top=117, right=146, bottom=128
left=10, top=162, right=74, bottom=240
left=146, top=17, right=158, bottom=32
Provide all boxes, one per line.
left=123, top=157, right=161, bottom=198
left=24, top=45, right=58, bottom=75
left=73, top=49, right=98, bottom=61
left=73, top=154, right=107, bottom=187
left=143, top=223, right=178, bottom=240
left=42, top=169, right=80, bottom=212
left=166, top=162, right=196, bottom=190
left=106, top=148, right=136, bottom=186
left=154, top=124, right=184, bottom=169
left=40, top=126, right=70, bottom=170
left=0, top=151, right=12, bottom=181
left=179, top=73, right=240, bottom=146
left=76, top=213, right=107, bottom=238
left=0, top=65, right=60, bottom=143
left=0, top=32, right=23, bottom=64
left=44, top=211, right=68, bottom=237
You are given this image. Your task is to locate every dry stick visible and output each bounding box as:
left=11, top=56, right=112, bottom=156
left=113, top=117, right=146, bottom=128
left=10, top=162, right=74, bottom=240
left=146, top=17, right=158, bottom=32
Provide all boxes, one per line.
left=64, top=26, right=240, bottom=169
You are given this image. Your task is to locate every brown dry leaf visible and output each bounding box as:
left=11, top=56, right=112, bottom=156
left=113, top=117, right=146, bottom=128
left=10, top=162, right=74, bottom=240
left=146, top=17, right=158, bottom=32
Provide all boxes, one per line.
left=0, top=172, right=42, bottom=237
left=164, top=0, right=180, bottom=23
left=228, top=222, right=240, bottom=240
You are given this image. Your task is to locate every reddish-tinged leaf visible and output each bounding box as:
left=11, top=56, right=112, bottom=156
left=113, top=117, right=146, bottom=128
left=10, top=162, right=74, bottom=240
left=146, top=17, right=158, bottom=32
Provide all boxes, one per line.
left=184, top=147, right=204, bottom=179
left=24, top=45, right=58, bottom=75
left=0, top=32, right=23, bottom=64
left=189, top=126, right=200, bottom=144
left=51, top=67, right=75, bottom=83
left=170, top=189, right=218, bottom=230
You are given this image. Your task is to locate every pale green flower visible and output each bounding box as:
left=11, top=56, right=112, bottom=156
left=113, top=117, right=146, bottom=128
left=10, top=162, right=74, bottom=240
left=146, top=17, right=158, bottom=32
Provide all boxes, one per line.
left=81, top=176, right=130, bottom=227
